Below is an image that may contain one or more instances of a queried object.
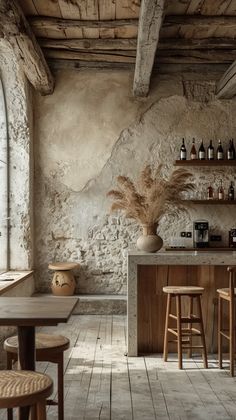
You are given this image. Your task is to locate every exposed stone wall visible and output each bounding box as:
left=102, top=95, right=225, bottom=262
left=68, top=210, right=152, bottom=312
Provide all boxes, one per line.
left=0, top=40, right=34, bottom=271
left=34, top=69, right=236, bottom=294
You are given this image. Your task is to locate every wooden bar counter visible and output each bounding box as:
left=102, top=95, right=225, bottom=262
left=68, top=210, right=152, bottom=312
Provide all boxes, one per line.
left=127, top=250, right=236, bottom=356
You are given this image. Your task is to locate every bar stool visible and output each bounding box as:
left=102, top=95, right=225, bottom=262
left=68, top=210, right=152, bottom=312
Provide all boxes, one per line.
left=217, top=266, right=236, bottom=376
left=4, top=333, right=69, bottom=420
left=0, top=370, right=53, bottom=419
left=163, top=286, right=208, bottom=369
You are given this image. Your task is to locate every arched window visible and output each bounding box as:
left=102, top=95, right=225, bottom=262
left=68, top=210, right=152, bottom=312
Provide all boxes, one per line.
left=0, top=76, right=9, bottom=271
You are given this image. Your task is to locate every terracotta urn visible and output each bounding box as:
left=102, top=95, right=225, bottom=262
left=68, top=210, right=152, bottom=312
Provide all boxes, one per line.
left=136, top=223, right=163, bottom=253
left=49, top=262, right=79, bottom=296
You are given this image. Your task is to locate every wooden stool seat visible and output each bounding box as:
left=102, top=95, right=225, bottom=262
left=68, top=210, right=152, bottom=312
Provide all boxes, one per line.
left=163, top=286, right=204, bottom=294
left=163, top=286, right=208, bottom=369
left=4, top=333, right=70, bottom=356
left=4, top=333, right=69, bottom=420
left=48, top=262, right=79, bottom=271
left=217, top=287, right=236, bottom=297
left=0, top=370, right=53, bottom=418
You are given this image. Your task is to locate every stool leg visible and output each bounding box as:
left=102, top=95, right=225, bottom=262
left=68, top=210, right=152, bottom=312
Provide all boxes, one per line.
left=196, top=295, right=208, bottom=369
left=188, top=296, right=193, bottom=359
left=176, top=295, right=183, bottom=370
left=218, top=296, right=223, bottom=369
left=58, top=353, right=64, bottom=420
left=36, top=400, right=47, bottom=420
left=229, top=293, right=235, bottom=377
left=7, top=354, right=13, bottom=420
left=163, top=294, right=171, bottom=362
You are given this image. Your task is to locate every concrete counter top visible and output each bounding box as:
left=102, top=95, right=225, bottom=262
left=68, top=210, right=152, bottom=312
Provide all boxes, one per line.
left=128, top=250, right=236, bottom=266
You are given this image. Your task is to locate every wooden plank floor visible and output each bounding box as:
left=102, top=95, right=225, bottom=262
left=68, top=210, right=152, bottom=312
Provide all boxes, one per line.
left=1, top=315, right=236, bottom=419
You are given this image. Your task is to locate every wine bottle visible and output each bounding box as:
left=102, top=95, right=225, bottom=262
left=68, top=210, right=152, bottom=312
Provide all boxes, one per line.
left=218, top=179, right=224, bottom=200
left=180, top=138, right=186, bottom=160
left=207, top=185, right=214, bottom=200
left=228, top=181, right=235, bottom=200
left=227, top=140, right=234, bottom=160
left=198, top=140, right=205, bottom=160
left=217, top=140, right=224, bottom=160
left=207, top=140, right=214, bottom=160
left=190, top=138, right=197, bottom=160
left=231, top=139, right=236, bottom=160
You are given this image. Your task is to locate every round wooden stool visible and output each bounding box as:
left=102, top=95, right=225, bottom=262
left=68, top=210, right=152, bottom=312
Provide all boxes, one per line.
left=48, top=262, right=79, bottom=296
left=163, top=286, right=208, bottom=369
left=4, top=333, right=70, bottom=420
left=0, top=370, right=53, bottom=419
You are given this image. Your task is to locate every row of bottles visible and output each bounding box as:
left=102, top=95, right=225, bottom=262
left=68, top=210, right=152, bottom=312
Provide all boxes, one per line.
left=207, top=180, right=234, bottom=200
left=180, top=138, right=236, bottom=160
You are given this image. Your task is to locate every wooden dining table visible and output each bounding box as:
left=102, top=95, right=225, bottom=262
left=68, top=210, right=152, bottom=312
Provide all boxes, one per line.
left=0, top=296, right=78, bottom=420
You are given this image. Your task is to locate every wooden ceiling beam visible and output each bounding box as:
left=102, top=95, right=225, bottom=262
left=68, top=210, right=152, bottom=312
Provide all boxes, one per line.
left=0, top=0, right=54, bottom=95
left=163, top=14, right=236, bottom=27
left=216, top=60, right=236, bottom=99
left=29, top=16, right=139, bottom=31
left=133, top=0, right=165, bottom=97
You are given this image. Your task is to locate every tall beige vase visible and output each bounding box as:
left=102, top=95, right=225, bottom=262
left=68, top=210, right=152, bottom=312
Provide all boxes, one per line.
left=136, top=224, right=163, bottom=253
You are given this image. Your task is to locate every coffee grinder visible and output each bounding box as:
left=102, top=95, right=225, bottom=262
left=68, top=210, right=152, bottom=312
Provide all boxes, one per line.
left=193, top=220, right=209, bottom=248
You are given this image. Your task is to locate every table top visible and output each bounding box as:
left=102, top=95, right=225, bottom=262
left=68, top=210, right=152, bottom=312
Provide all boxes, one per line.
left=0, top=297, right=78, bottom=326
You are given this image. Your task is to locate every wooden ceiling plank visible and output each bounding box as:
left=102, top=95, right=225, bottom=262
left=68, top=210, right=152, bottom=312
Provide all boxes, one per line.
left=116, top=0, right=140, bottom=19
left=186, top=0, right=205, bottom=14
left=0, top=0, right=54, bottom=95
left=225, top=0, right=236, bottom=15
left=165, top=0, right=190, bottom=15
left=98, top=0, right=116, bottom=38
left=216, top=60, right=236, bottom=98
left=133, top=0, right=165, bottom=97
left=31, top=0, right=62, bottom=17
left=18, top=0, right=38, bottom=15
left=29, top=16, right=138, bottom=30
left=201, top=0, right=232, bottom=15
left=158, top=37, right=236, bottom=49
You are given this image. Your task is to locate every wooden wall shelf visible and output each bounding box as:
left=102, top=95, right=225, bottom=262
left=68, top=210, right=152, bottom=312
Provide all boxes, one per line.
left=175, top=160, right=236, bottom=166
left=185, top=199, right=236, bottom=204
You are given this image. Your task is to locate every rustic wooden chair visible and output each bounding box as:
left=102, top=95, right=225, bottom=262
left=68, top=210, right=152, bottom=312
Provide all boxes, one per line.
left=217, top=266, right=236, bottom=376
left=163, top=285, right=208, bottom=369
left=0, top=370, right=53, bottom=420
left=4, top=333, right=69, bottom=420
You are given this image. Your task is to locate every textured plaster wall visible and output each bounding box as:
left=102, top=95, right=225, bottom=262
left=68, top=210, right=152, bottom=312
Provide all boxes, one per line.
left=0, top=40, right=34, bottom=270
left=34, top=69, right=236, bottom=294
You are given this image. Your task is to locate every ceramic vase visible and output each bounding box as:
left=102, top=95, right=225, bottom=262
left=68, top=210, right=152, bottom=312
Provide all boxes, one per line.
left=136, top=224, right=163, bottom=253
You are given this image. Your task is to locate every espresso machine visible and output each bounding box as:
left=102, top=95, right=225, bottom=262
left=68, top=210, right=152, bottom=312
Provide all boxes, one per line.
left=193, top=220, right=209, bottom=248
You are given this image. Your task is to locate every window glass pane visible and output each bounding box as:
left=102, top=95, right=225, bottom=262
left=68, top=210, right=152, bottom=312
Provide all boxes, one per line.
left=0, top=77, right=8, bottom=271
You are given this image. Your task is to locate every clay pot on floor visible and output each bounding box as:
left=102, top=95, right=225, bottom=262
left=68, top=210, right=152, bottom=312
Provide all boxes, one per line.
left=136, top=224, right=163, bottom=253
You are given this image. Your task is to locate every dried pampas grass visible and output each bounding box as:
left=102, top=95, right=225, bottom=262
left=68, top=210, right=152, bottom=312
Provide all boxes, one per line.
left=107, top=164, right=194, bottom=226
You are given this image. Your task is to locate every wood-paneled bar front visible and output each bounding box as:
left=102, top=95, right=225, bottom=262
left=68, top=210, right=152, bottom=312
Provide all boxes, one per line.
left=127, top=252, right=236, bottom=356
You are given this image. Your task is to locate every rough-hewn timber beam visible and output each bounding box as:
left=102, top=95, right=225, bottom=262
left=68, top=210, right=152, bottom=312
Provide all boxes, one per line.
left=216, top=60, right=236, bottom=99
left=0, top=0, right=54, bottom=95
left=39, top=37, right=236, bottom=52
left=163, top=15, right=236, bottom=28
left=133, top=0, right=165, bottom=97
left=29, top=16, right=138, bottom=31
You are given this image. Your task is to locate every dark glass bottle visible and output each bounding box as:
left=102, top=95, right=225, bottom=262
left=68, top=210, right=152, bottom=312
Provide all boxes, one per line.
left=180, top=138, right=186, bottom=160
left=217, top=140, right=224, bottom=160
left=207, top=140, right=214, bottom=160
left=190, top=138, right=197, bottom=160
left=227, top=140, right=234, bottom=160
left=231, top=139, right=236, bottom=160
left=218, top=179, right=224, bottom=200
left=207, top=185, right=214, bottom=200
left=228, top=181, right=235, bottom=200
left=198, top=140, right=205, bottom=160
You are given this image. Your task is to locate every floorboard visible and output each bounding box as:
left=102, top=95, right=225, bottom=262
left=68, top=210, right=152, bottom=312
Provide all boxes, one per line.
left=1, top=315, right=236, bottom=419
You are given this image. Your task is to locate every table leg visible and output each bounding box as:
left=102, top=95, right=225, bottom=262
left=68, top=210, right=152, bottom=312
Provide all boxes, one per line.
left=18, top=326, right=36, bottom=420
